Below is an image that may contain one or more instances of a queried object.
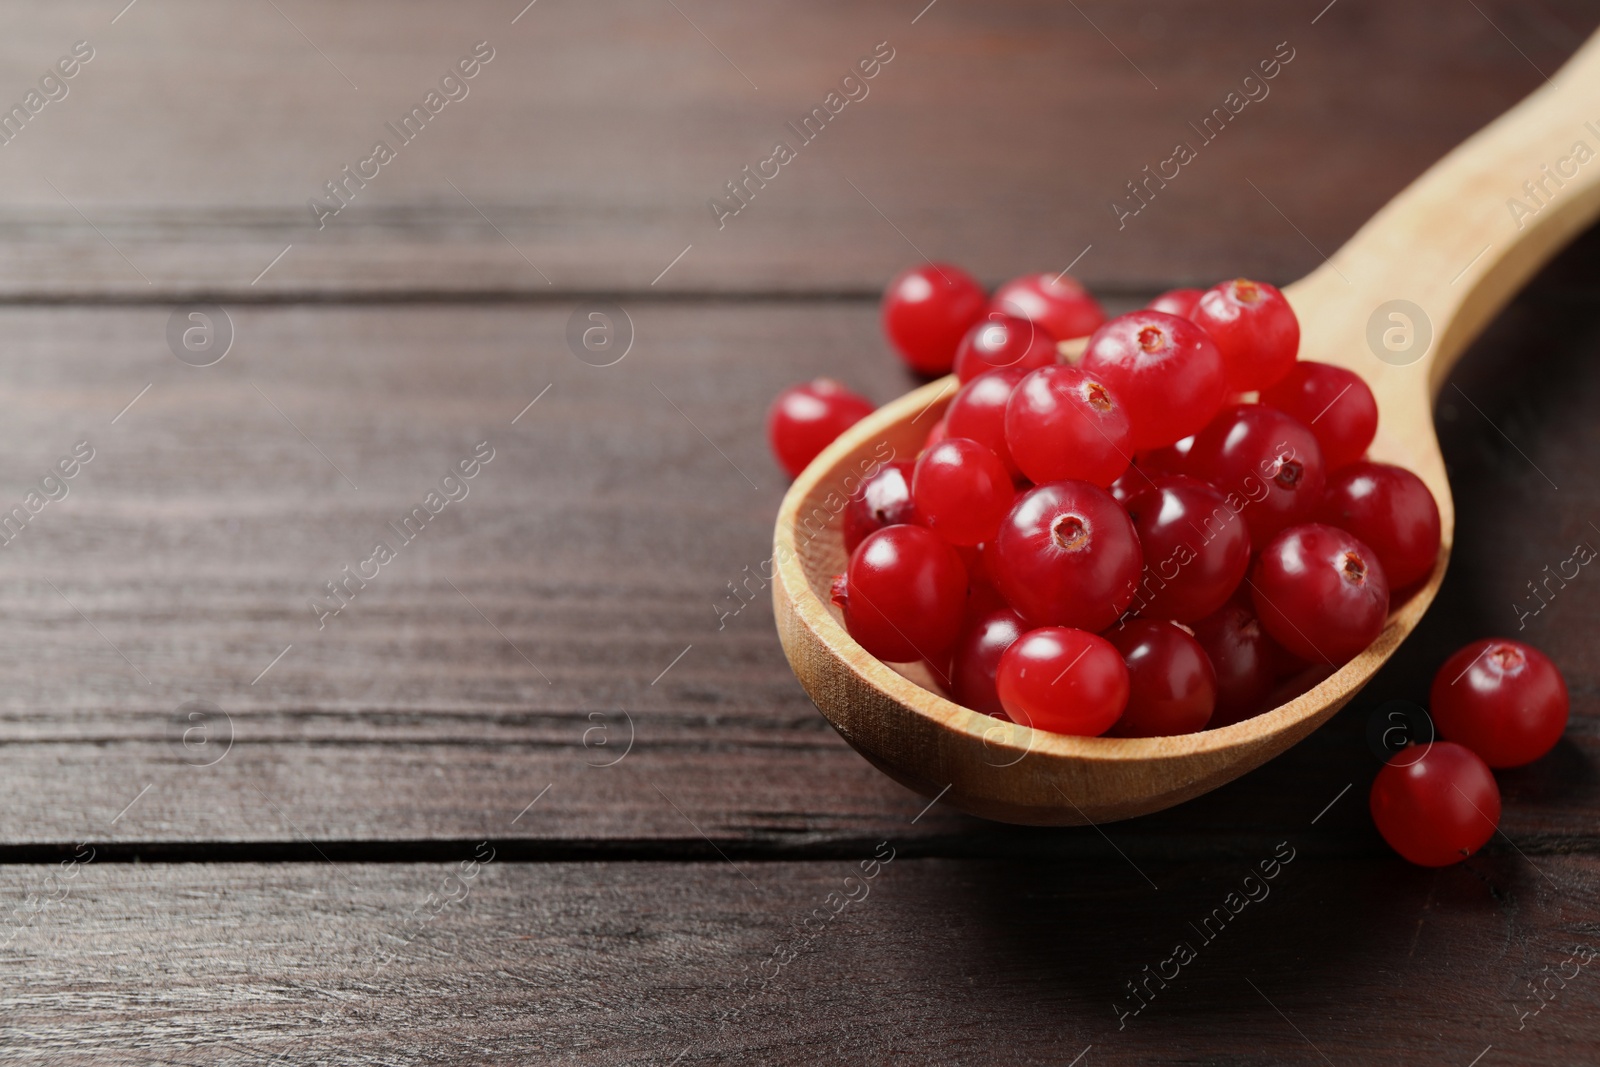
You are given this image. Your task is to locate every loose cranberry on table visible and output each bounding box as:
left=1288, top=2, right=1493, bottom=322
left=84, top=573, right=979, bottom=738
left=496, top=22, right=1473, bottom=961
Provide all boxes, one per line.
left=912, top=438, right=1013, bottom=547
left=1080, top=310, right=1227, bottom=451
left=949, top=604, right=1027, bottom=718
left=1250, top=523, right=1389, bottom=665
left=1188, top=404, right=1326, bottom=546
left=946, top=365, right=1029, bottom=478
left=1191, top=278, right=1300, bottom=391
left=766, top=379, right=876, bottom=479
left=1106, top=619, right=1217, bottom=737
left=1123, top=475, right=1251, bottom=623
left=1146, top=288, right=1204, bottom=319
left=990, top=272, right=1106, bottom=342
left=953, top=314, right=1058, bottom=384
left=1003, top=364, right=1132, bottom=487
left=1314, top=462, right=1442, bottom=590
left=882, top=262, right=988, bottom=375
left=996, top=626, right=1129, bottom=736
left=1370, top=741, right=1500, bottom=867
left=833, top=525, right=967, bottom=664
left=992, top=481, right=1143, bottom=632
left=1430, top=638, right=1568, bottom=768
left=1192, top=593, right=1297, bottom=727
left=1260, top=361, right=1378, bottom=471
left=842, top=460, right=918, bottom=553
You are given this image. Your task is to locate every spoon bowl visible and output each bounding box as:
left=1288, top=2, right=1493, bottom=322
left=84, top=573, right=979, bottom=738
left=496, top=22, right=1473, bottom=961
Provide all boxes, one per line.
left=773, top=32, right=1600, bottom=824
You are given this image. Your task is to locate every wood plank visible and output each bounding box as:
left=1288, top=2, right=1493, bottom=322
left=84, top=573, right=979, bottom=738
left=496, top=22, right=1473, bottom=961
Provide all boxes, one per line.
left=0, top=223, right=1594, bottom=849
left=0, top=1, right=1588, bottom=296
left=0, top=853, right=1595, bottom=1063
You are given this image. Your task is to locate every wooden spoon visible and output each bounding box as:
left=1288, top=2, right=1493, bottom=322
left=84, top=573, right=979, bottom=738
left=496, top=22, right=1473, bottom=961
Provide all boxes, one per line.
left=773, top=33, right=1600, bottom=825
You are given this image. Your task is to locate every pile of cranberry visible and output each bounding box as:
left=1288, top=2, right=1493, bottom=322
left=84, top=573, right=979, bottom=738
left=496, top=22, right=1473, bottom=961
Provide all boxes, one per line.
left=768, top=263, right=1569, bottom=867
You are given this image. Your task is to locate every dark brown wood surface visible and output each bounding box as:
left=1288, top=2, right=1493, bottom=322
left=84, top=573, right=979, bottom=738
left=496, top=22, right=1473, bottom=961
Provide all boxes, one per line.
left=2, top=1, right=1598, bottom=1062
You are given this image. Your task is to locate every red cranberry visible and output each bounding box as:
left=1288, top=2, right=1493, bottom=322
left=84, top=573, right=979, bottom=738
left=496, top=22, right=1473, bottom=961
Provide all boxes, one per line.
left=1259, top=361, right=1378, bottom=471
left=842, top=460, right=918, bottom=553
left=882, top=263, right=987, bottom=375
left=1146, top=288, right=1204, bottom=319
left=946, top=366, right=1028, bottom=478
left=1430, top=639, right=1568, bottom=768
left=912, top=438, right=1013, bottom=547
left=992, top=481, right=1142, bottom=631
left=1314, top=462, right=1441, bottom=590
left=922, top=416, right=949, bottom=454
left=996, top=626, right=1129, bottom=736
left=1191, top=278, right=1300, bottom=391
left=1080, top=310, right=1227, bottom=451
left=766, top=379, right=875, bottom=479
left=834, top=525, right=967, bottom=663
left=990, top=273, right=1105, bottom=341
left=1004, top=365, right=1132, bottom=487
left=1250, top=523, right=1389, bottom=664
left=1192, top=594, right=1297, bottom=726
left=1370, top=741, right=1499, bottom=867
left=953, top=314, right=1058, bottom=384
left=1124, top=475, right=1251, bottom=623
left=949, top=605, right=1027, bottom=717
left=1106, top=619, right=1216, bottom=737
left=1188, top=404, right=1326, bottom=547
left=1137, top=434, right=1196, bottom=477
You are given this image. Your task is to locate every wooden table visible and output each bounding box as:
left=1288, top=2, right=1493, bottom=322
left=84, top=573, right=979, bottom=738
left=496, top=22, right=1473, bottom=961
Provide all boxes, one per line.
left=1, top=2, right=1596, bottom=1062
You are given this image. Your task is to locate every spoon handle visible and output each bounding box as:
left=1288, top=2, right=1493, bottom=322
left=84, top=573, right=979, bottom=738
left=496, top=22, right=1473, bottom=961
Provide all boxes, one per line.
left=1294, top=30, right=1600, bottom=393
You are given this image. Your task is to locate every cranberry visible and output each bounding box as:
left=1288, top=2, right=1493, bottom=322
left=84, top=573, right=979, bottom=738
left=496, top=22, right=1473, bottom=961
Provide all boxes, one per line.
left=953, top=314, right=1058, bottom=384
left=922, top=416, right=949, bottom=454
left=1314, top=462, right=1441, bottom=590
left=1106, top=619, right=1216, bottom=737
left=1250, top=523, right=1389, bottom=664
left=1080, top=310, right=1227, bottom=451
left=996, top=626, right=1129, bottom=735
left=946, top=366, right=1028, bottom=478
left=990, top=272, right=1105, bottom=341
left=834, top=525, right=967, bottom=663
left=1260, top=361, right=1378, bottom=471
left=1004, top=365, right=1132, bottom=487
left=1124, top=475, right=1251, bottom=623
left=912, top=438, right=1013, bottom=547
left=1192, top=593, right=1296, bottom=726
left=1108, top=463, right=1160, bottom=505
left=1188, top=404, right=1326, bottom=547
left=842, top=460, right=918, bottom=553
left=1137, top=434, right=1196, bottom=477
left=950, top=605, right=1027, bottom=717
left=1191, top=278, right=1300, bottom=391
left=1430, top=638, right=1568, bottom=768
left=992, top=481, right=1142, bottom=631
left=1369, top=741, right=1500, bottom=867
left=882, top=263, right=987, bottom=375
left=766, top=379, right=875, bottom=479
left=1146, top=288, right=1204, bottom=319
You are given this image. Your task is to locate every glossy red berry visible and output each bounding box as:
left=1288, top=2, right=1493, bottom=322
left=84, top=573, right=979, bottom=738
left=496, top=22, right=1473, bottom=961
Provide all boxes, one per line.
left=882, top=263, right=987, bottom=375
left=949, top=605, right=1027, bottom=718
left=1370, top=741, right=1500, bottom=867
left=1147, top=288, right=1204, bottom=319
left=1259, top=361, right=1378, bottom=471
left=1081, top=310, right=1227, bottom=451
left=1188, top=404, right=1326, bottom=547
left=1108, top=463, right=1159, bottom=505
left=1106, top=620, right=1216, bottom=737
left=992, top=481, right=1142, bottom=631
left=1137, top=434, right=1196, bottom=477
left=996, top=626, right=1129, bottom=736
left=1004, top=365, right=1132, bottom=487
left=1314, top=462, right=1441, bottom=590
left=1192, top=594, right=1296, bottom=726
left=946, top=366, right=1028, bottom=478
left=953, top=313, right=1058, bottom=384
left=922, top=417, right=948, bottom=454
left=1124, top=475, right=1251, bottom=623
left=1191, top=278, right=1300, bottom=391
left=842, top=460, right=918, bottom=553
left=835, top=525, right=967, bottom=663
left=1430, top=639, right=1568, bottom=768
left=767, top=379, right=875, bottom=479
left=990, top=273, right=1105, bottom=341
left=1250, top=523, right=1389, bottom=665
left=912, top=438, right=1013, bottom=547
